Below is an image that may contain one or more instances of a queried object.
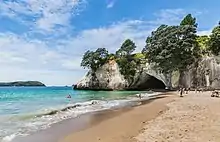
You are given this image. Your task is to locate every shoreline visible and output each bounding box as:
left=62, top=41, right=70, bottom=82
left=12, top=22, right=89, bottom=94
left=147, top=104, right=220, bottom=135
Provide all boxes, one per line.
left=62, top=93, right=175, bottom=142
left=12, top=92, right=176, bottom=142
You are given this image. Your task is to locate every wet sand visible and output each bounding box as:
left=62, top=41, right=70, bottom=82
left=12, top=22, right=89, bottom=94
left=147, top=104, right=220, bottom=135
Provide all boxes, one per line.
left=61, top=93, right=175, bottom=142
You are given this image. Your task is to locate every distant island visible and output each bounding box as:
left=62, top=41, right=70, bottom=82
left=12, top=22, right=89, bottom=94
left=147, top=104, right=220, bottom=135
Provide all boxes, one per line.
left=0, top=81, right=46, bottom=87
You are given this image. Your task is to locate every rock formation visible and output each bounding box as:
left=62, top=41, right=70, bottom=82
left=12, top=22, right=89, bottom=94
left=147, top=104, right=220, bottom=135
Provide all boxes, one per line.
left=181, top=56, right=220, bottom=89
left=74, top=60, right=129, bottom=90
left=74, top=56, right=220, bottom=90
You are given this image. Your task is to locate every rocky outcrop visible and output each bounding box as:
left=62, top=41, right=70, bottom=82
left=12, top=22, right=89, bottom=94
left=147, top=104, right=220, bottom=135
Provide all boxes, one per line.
left=74, top=60, right=129, bottom=90
left=74, top=56, right=220, bottom=90
left=74, top=60, right=168, bottom=90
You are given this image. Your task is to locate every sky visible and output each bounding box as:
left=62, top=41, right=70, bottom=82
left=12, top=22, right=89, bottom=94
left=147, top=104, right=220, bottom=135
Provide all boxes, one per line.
left=0, top=0, right=219, bottom=86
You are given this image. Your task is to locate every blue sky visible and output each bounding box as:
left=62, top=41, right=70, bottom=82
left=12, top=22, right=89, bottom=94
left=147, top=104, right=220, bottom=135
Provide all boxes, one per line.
left=0, top=0, right=219, bottom=86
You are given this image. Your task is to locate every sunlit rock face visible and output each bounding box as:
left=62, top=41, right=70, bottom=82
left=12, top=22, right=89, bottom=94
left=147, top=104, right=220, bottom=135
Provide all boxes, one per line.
left=74, top=60, right=167, bottom=90
left=74, top=56, right=220, bottom=90
left=74, top=60, right=129, bottom=90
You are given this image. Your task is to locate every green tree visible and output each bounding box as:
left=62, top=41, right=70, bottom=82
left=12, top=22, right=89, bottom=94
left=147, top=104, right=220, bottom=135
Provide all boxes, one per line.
left=180, top=14, right=197, bottom=27
left=116, top=39, right=136, bottom=57
left=81, top=50, right=94, bottom=69
left=208, top=22, right=220, bottom=55
left=81, top=48, right=109, bottom=71
left=143, top=25, right=180, bottom=73
left=143, top=15, right=200, bottom=83
left=115, top=39, right=137, bottom=83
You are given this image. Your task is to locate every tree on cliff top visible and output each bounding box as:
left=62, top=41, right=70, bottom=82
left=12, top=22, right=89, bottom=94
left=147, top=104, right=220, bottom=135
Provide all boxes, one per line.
left=81, top=48, right=109, bottom=71
left=116, top=39, right=136, bottom=57
left=208, top=22, right=220, bottom=55
left=116, top=39, right=137, bottom=83
left=143, top=14, right=200, bottom=75
left=180, top=14, right=197, bottom=27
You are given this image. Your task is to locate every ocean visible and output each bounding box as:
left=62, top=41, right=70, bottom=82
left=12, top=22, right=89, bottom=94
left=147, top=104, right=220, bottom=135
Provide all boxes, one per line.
left=0, top=87, right=157, bottom=142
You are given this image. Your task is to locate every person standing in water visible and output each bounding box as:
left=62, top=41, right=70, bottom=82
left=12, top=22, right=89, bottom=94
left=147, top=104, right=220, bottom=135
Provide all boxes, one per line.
left=66, top=94, right=71, bottom=98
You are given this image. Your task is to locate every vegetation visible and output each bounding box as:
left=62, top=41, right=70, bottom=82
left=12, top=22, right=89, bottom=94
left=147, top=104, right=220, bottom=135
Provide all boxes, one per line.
left=196, top=35, right=210, bottom=55
left=115, top=39, right=136, bottom=57
left=180, top=14, right=198, bottom=27
left=143, top=14, right=200, bottom=75
left=0, top=81, right=46, bottom=87
left=81, top=39, right=143, bottom=83
left=208, top=22, right=220, bottom=55
left=80, top=14, right=220, bottom=84
left=115, top=39, right=138, bottom=82
left=81, top=48, right=109, bottom=71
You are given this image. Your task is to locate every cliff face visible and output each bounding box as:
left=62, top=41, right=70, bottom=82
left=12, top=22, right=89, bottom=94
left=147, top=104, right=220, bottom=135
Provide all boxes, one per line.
left=74, top=59, right=169, bottom=90
left=74, top=60, right=129, bottom=90
left=181, top=56, right=220, bottom=89
left=74, top=56, right=220, bottom=90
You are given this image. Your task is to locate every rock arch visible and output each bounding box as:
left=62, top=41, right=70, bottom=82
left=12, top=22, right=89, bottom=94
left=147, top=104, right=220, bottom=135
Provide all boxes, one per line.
left=130, top=74, right=166, bottom=90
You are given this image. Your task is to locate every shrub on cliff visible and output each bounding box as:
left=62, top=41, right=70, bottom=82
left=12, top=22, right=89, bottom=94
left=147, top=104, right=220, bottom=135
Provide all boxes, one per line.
left=196, top=35, right=210, bottom=55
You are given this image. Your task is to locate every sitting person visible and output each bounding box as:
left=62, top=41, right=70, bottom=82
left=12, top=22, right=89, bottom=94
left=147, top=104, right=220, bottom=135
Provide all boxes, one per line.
left=211, top=90, right=219, bottom=97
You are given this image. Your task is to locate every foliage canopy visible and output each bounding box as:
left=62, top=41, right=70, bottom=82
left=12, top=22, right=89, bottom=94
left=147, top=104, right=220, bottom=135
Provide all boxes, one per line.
left=208, top=23, right=220, bottom=55
left=81, top=48, right=109, bottom=71
left=142, top=14, right=200, bottom=74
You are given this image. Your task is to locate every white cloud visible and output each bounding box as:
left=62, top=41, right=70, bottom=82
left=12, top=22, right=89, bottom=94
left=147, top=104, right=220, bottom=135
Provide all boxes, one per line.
left=0, top=33, right=85, bottom=85
left=0, top=19, right=156, bottom=85
left=149, top=8, right=203, bottom=26
left=0, top=0, right=85, bottom=33
left=0, top=8, right=209, bottom=85
left=106, top=0, right=116, bottom=8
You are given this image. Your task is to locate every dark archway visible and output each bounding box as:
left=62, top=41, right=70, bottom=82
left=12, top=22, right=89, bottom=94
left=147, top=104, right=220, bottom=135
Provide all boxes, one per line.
left=130, top=74, right=166, bottom=90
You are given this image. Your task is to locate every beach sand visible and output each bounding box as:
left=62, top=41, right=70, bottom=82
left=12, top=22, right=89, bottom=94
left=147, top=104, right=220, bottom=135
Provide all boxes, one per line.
left=136, top=91, right=220, bottom=142
left=61, top=93, right=176, bottom=142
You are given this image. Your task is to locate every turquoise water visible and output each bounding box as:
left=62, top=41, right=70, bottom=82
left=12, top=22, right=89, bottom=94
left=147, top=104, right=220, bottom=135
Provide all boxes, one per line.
left=0, top=87, right=154, bottom=142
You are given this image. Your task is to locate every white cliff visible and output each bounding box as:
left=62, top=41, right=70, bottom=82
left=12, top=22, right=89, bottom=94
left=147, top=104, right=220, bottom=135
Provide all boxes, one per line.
left=74, top=60, right=128, bottom=90
left=74, top=56, right=220, bottom=90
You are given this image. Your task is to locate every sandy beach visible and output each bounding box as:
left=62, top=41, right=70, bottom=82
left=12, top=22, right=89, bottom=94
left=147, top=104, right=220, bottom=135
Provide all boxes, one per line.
left=61, top=93, right=176, bottom=142
left=136, top=91, right=220, bottom=142
left=61, top=91, right=220, bottom=142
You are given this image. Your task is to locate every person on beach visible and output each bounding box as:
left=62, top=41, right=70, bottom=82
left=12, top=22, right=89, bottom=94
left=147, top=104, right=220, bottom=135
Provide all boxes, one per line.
left=180, top=88, right=183, bottom=97
left=185, top=88, right=188, bottom=94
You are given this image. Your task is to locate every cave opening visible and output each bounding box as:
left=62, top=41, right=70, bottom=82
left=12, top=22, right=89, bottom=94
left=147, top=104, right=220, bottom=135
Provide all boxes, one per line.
left=135, top=75, right=166, bottom=90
